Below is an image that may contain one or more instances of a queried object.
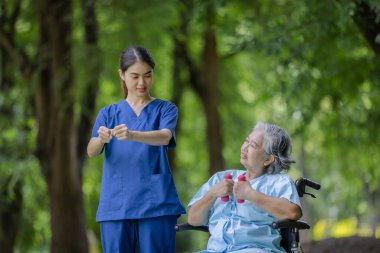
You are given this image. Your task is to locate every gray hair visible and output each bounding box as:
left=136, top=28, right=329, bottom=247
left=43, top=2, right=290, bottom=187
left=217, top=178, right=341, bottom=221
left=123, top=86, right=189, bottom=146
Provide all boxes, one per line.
left=254, top=122, right=295, bottom=174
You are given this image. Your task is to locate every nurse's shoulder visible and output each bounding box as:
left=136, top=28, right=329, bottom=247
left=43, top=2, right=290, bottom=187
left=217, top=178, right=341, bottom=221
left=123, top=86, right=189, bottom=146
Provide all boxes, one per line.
left=97, top=100, right=124, bottom=118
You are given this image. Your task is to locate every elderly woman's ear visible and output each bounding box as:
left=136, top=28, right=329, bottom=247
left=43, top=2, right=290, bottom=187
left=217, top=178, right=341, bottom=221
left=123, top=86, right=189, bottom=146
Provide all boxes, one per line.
left=264, top=155, right=275, bottom=167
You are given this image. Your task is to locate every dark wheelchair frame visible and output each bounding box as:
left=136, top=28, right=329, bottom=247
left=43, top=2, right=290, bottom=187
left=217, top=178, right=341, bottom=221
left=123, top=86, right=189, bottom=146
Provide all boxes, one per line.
left=175, top=177, right=321, bottom=253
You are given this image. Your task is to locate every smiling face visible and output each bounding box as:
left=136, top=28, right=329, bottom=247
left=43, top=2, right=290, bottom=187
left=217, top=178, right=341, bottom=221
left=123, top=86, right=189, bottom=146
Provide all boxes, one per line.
left=240, top=129, right=271, bottom=175
left=119, top=61, right=153, bottom=99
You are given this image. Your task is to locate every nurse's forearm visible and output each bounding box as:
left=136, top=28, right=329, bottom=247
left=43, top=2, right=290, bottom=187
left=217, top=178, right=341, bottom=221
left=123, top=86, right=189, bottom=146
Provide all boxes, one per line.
left=188, top=191, right=216, bottom=226
left=87, top=137, right=105, bottom=157
left=129, top=129, right=172, bottom=146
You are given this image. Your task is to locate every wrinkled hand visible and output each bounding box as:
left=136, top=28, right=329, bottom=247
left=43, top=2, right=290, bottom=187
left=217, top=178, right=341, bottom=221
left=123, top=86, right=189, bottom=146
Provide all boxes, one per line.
left=233, top=180, right=252, bottom=201
left=112, top=124, right=133, bottom=140
left=210, top=179, right=234, bottom=199
left=97, top=126, right=113, bottom=144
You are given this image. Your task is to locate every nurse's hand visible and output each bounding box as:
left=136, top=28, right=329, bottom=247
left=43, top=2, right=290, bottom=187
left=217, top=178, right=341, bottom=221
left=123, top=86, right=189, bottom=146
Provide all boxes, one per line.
left=97, top=126, right=113, bottom=144
left=112, top=124, right=133, bottom=140
left=210, top=179, right=234, bottom=199
left=233, top=180, right=252, bottom=201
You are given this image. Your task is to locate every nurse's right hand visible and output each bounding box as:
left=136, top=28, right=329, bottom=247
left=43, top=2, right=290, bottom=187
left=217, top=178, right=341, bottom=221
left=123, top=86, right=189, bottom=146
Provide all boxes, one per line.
left=97, top=126, right=113, bottom=144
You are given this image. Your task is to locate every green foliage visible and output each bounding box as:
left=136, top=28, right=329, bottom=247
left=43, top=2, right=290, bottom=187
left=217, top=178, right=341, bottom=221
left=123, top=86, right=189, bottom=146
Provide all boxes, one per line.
left=83, top=156, right=102, bottom=245
left=15, top=159, right=50, bottom=253
left=2, top=0, right=380, bottom=252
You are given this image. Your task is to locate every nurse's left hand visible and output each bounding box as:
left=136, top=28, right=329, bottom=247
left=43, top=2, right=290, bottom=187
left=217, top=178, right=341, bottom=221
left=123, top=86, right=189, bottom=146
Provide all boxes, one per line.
left=233, top=180, right=252, bottom=201
left=112, top=124, right=133, bottom=140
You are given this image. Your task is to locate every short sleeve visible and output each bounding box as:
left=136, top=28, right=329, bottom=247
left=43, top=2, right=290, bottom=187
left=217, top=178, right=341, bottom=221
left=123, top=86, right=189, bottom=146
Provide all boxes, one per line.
left=188, top=181, right=212, bottom=209
left=91, top=107, right=108, bottom=138
left=188, top=172, right=225, bottom=226
left=159, top=102, right=178, bottom=148
left=188, top=180, right=213, bottom=226
left=273, top=175, right=302, bottom=210
left=188, top=172, right=223, bottom=208
left=90, top=107, right=110, bottom=155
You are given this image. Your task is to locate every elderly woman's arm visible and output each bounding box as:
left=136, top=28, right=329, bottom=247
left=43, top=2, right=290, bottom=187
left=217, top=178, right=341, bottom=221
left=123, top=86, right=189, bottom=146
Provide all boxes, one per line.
left=234, top=181, right=302, bottom=220
left=188, top=179, right=234, bottom=226
left=248, top=190, right=301, bottom=220
left=188, top=191, right=215, bottom=226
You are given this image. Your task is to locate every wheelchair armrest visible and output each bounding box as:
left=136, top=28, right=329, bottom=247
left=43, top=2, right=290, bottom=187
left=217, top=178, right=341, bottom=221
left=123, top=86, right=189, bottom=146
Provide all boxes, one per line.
left=272, top=219, right=310, bottom=230
left=175, top=222, right=209, bottom=233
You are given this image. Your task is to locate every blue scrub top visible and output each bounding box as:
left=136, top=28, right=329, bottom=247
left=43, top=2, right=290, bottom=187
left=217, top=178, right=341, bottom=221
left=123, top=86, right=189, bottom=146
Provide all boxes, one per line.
left=189, top=170, right=301, bottom=253
left=91, top=99, right=186, bottom=222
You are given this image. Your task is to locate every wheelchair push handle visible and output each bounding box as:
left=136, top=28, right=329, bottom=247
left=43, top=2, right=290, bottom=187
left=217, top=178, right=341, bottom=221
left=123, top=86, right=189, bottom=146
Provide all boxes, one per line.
left=304, top=178, right=321, bottom=190
left=296, top=177, right=321, bottom=198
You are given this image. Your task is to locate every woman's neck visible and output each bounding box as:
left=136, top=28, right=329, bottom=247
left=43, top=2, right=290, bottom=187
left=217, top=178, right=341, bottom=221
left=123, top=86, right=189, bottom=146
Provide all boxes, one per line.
left=245, top=169, right=265, bottom=181
left=126, top=95, right=153, bottom=106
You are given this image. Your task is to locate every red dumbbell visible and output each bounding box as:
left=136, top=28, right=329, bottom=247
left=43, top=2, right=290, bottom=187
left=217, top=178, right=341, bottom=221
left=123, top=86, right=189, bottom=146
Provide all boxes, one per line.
left=221, top=174, right=232, bottom=202
left=237, top=175, right=246, bottom=203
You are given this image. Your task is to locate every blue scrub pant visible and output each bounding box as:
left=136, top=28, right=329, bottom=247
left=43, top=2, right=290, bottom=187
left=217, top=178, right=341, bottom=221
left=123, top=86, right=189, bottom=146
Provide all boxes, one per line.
left=100, top=215, right=177, bottom=253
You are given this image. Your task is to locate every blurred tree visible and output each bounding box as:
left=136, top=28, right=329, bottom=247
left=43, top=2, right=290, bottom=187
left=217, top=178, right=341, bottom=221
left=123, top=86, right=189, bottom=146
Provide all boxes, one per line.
left=350, top=0, right=380, bottom=237
left=172, top=0, right=225, bottom=176
left=0, top=1, right=27, bottom=251
left=0, top=0, right=100, bottom=252
left=353, top=0, right=380, bottom=57
left=0, top=175, right=22, bottom=253
left=239, top=0, right=380, bottom=238
left=1, top=0, right=380, bottom=252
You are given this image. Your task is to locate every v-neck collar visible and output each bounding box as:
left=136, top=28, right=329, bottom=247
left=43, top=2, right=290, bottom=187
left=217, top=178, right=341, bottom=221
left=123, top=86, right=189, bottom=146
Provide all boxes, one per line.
left=123, top=98, right=158, bottom=118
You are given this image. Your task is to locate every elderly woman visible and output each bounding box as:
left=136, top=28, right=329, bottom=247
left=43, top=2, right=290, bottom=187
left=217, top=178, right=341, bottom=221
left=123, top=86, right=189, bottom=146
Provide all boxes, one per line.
left=188, top=122, right=302, bottom=253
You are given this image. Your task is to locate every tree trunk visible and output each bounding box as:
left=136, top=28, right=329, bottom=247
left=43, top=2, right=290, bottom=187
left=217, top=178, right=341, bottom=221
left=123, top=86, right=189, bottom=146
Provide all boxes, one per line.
left=1, top=0, right=100, bottom=251
left=201, top=17, right=224, bottom=176
left=168, top=37, right=186, bottom=173
left=0, top=176, right=22, bottom=253
left=0, top=2, right=24, bottom=252
left=172, top=0, right=225, bottom=177
left=35, top=0, right=88, bottom=252
left=77, top=0, right=101, bottom=173
left=352, top=0, right=380, bottom=58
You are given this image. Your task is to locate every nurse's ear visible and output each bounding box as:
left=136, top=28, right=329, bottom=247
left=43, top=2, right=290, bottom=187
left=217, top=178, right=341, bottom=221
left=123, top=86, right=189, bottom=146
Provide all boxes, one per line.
left=118, top=69, right=125, bottom=81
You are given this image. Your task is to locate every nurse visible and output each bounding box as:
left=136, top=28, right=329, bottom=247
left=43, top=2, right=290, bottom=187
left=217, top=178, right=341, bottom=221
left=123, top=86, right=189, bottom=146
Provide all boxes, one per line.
left=188, top=122, right=302, bottom=253
left=87, top=46, right=186, bottom=253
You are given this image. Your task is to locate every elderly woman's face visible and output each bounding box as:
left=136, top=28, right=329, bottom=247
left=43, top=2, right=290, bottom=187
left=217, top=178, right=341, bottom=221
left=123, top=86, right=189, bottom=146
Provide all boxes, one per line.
left=240, top=129, right=267, bottom=171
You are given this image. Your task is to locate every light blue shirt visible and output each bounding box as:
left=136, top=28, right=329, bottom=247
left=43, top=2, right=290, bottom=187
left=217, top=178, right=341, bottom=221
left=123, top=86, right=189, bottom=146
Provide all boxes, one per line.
left=188, top=170, right=301, bottom=253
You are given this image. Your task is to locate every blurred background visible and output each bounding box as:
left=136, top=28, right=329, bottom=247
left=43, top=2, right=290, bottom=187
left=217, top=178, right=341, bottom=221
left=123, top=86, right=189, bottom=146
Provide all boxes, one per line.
left=1, top=0, right=380, bottom=252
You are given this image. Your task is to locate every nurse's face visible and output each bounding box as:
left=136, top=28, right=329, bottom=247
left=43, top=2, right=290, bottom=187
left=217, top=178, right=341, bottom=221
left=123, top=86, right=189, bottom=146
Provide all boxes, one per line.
left=119, top=61, right=153, bottom=98
left=240, top=129, right=268, bottom=173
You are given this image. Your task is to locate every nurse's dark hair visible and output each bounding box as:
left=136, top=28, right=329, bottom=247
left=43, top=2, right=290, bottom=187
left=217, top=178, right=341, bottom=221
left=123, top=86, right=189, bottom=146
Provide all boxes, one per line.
left=119, top=46, right=155, bottom=98
left=253, top=122, right=295, bottom=174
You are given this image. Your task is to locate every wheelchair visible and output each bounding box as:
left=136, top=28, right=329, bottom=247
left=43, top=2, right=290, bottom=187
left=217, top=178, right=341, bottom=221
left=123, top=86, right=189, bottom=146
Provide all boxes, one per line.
left=175, top=177, right=321, bottom=253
